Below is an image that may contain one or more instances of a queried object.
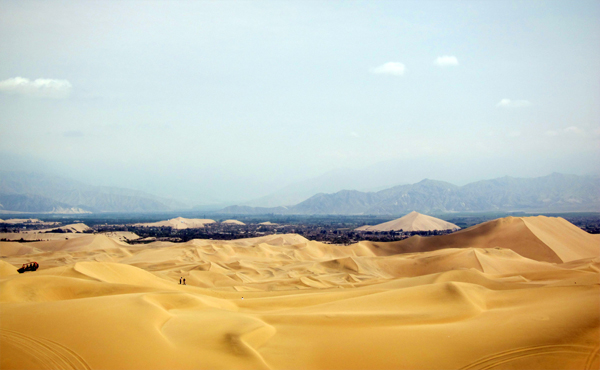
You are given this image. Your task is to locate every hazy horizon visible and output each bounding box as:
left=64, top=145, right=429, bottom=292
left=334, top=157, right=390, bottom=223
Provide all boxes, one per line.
left=1, top=0, right=599, bottom=204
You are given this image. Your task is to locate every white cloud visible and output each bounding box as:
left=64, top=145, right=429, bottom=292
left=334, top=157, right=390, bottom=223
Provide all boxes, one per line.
left=564, top=126, right=583, bottom=134
left=496, top=99, right=531, bottom=108
left=434, top=56, right=459, bottom=67
left=0, top=77, right=72, bottom=98
left=507, top=130, right=522, bottom=137
left=370, top=62, right=406, bottom=76
left=545, top=127, right=586, bottom=136
left=350, top=131, right=360, bottom=138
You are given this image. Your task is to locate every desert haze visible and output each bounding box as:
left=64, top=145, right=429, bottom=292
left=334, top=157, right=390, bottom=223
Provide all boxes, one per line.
left=1, top=215, right=598, bottom=369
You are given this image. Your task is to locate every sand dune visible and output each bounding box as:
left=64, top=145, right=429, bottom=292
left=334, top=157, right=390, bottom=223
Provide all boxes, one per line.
left=0, top=232, right=91, bottom=242
left=0, top=241, right=41, bottom=257
left=1, top=216, right=598, bottom=369
left=21, top=223, right=91, bottom=234
left=133, top=217, right=216, bottom=229
left=356, top=211, right=459, bottom=232
left=0, top=260, right=18, bottom=277
left=222, top=219, right=246, bottom=225
left=0, top=219, right=50, bottom=225
left=364, top=215, right=600, bottom=263
left=0, top=223, right=93, bottom=243
left=99, top=231, right=140, bottom=242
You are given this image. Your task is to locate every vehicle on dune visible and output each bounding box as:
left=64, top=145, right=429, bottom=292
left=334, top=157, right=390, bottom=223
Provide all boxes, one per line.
left=17, top=262, right=39, bottom=273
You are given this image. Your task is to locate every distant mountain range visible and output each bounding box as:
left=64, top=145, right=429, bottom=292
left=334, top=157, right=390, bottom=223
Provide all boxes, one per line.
left=220, top=173, right=600, bottom=215
left=2, top=171, right=598, bottom=215
left=242, top=167, right=404, bottom=208
left=0, top=171, right=187, bottom=213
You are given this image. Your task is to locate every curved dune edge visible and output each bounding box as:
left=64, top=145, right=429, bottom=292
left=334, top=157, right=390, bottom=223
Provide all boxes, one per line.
left=0, top=260, right=18, bottom=277
left=1, top=216, right=598, bottom=369
left=522, top=216, right=600, bottom=262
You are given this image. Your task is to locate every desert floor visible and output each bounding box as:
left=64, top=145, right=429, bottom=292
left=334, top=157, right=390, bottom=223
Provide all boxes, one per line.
left=1, top=216, right=598, bottom=370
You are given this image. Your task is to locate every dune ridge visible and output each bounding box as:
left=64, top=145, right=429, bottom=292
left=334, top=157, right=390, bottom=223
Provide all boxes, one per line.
left=1, top=215, right=598, bottom=369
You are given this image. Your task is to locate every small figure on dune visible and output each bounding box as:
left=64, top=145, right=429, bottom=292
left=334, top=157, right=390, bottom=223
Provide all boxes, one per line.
left=179, top=277, right=182, bottom=285
left=183, top=278, right=186, bottom=285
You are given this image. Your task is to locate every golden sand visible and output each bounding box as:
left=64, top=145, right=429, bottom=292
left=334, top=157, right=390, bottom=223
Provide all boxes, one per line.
left=1, top=216, right=598, bottom=369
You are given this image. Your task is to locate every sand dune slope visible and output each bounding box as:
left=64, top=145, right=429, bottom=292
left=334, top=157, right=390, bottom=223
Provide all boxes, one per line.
left=364, top=215, right=599, bottom=263
left=1, top=216, right=598, bottom=370
left=0, top=242, right=40, bottom=257
left=522, top=216, right=599, bottom=262
left=0, top=261, right=17, bottom=277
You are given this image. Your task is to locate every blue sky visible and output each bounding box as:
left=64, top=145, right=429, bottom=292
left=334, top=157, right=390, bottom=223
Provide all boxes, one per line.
left=0, top=0, right=598, bottom=204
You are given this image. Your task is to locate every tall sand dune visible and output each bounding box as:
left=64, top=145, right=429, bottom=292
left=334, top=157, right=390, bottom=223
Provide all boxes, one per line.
left=364, top=215, right=599, bottom=263
left=356, top=211, right=459, bottom=232
left=133, top=217, right=216, bottom=229
left=1, top=216, right=598, bottom=369
left=222, top=219, right=246, bottom=225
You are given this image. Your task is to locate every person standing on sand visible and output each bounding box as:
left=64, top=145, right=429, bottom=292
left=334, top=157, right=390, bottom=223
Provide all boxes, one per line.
left=179, top=277, right=182, bottom=284
left=183, top=278, right=186, bottom=285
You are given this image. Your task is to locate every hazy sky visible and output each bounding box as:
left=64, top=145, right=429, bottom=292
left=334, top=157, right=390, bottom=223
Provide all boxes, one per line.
left=1, top=0, right=599, bottom=204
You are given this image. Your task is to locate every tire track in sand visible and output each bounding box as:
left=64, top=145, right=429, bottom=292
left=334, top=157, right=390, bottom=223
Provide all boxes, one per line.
left=584, top=345, right=599, bottom=370
left=460, top=344, right=594, bottom=370
left=0, top=328, right=90, bottom=370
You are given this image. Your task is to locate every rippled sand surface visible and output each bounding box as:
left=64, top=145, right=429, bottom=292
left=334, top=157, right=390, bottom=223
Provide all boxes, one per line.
left=1, top=216, right=598, bottom=369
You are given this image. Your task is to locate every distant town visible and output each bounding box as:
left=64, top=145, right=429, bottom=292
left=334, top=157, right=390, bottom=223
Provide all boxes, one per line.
left=2, top=212, right=599, bottom=245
